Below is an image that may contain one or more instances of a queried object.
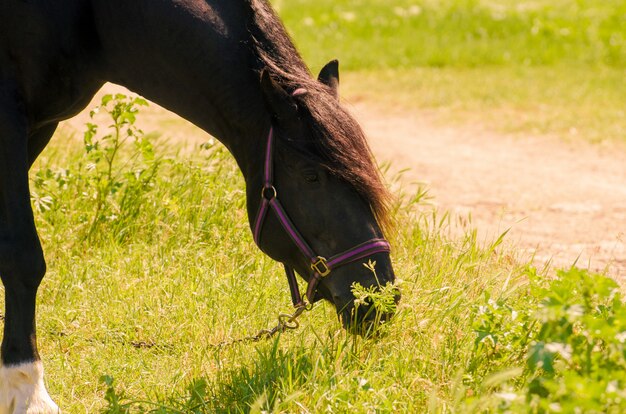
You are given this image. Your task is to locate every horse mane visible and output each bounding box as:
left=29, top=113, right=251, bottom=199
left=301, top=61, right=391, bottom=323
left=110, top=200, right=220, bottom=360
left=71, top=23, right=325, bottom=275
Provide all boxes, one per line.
left=246, top=0, right=392, bottom=231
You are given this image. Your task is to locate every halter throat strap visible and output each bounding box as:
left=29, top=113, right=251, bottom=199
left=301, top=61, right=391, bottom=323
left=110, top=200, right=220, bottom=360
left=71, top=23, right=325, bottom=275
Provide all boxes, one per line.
left=252, top=126, right=391, bottom=308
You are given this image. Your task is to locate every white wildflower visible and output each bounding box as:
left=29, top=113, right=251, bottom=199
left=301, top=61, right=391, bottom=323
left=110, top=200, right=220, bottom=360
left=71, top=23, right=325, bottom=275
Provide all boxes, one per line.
left=615, top=331, right=626, bottom=343
left=341, top=12, right=356, bottom=22
left=408, top=5, right=422, bottom=16
left=607, top=381, right=619, bottom=393
left=545, top=342, right=573, bottom=362
left=495, top=392, right=518, bottom=401
left=548, top=403, right=562, bottom=412
left=566, top=304, right=584, bottom=319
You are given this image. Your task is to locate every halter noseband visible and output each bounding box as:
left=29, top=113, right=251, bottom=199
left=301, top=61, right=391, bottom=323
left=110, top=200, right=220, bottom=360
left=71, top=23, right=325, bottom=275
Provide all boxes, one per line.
left=253, top=126, right=391, bottom=308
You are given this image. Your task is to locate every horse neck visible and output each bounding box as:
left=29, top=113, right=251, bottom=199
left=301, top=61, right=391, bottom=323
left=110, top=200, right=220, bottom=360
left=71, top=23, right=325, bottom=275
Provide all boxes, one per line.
left=92, top=0, right=271, bottom=181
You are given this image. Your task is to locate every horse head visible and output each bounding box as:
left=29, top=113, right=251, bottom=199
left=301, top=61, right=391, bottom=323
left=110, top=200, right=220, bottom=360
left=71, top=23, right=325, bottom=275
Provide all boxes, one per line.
left=248, top=60, right=399, bottom=333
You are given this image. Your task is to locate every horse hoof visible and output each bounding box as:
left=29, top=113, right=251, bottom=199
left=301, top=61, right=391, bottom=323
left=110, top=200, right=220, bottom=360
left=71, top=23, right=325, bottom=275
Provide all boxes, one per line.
left=0, top=361, right=59, bottom=414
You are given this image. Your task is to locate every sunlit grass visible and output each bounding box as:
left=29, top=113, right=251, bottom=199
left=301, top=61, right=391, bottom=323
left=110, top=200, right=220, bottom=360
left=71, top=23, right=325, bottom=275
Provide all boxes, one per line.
left=274, top=0, right=626, bottom=143
left=33, top=120, right=622, bottom=411
left=276, top=0, right=626, bottom=70
left=23, top=99, right=530, bottom=412
left=342, top=66, right=626, bottom=143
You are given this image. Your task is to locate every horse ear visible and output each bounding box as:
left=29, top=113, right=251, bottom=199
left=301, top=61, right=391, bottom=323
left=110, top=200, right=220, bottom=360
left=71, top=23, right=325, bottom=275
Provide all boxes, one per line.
left=260, top=69, right=297, bottom=121
left=318, top=60, right=339, bottom=100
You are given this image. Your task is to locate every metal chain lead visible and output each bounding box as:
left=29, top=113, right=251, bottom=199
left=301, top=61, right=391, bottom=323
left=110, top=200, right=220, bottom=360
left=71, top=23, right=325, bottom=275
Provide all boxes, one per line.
left=212, top=303, right=311, bottom=349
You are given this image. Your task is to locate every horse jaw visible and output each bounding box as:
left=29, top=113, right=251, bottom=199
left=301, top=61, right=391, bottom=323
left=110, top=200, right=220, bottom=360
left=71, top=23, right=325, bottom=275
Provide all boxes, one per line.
left=0, top=361, right=59, bottom=414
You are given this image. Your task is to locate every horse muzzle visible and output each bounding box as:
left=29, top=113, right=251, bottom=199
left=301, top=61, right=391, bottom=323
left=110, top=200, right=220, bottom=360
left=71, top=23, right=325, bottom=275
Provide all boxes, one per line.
left=337, top=290, right=401, bottom=335
left=331, top=260, right=401, bottom=335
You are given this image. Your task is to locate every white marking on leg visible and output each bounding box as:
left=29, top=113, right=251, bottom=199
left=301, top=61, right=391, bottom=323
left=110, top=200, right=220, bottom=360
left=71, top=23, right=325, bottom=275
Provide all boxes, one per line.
left=0, top=361, right=59, bottom=414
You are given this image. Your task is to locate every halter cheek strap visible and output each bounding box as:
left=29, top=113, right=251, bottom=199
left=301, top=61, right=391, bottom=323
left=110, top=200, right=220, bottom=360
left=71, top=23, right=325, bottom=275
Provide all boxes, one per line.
left=253, top=126, right=391, bottom=308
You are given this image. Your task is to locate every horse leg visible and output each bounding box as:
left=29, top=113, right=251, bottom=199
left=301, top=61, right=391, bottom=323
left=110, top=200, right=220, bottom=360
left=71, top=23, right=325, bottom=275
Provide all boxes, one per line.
left=0, top=85, right=58, bottom=413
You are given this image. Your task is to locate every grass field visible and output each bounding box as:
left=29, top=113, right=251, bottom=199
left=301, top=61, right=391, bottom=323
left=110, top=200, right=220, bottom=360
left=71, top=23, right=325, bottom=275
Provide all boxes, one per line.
left=276, top=0, right=626, bottom=69
left=341, top=66, right=626, bottom=143
left=277, top=0, right=626, bottom=143
left=7, top=0, right=626, bottom=412
left=27, top=95, right=626, bottom=412
left=30, top=96, right=527, bottom=411
left=35, top=148, right=513, bottom=412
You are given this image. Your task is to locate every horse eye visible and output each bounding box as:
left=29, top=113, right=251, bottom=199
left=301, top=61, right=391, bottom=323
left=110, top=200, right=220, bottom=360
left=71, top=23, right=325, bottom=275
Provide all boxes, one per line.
left=304, top=173, right=319, bottom=183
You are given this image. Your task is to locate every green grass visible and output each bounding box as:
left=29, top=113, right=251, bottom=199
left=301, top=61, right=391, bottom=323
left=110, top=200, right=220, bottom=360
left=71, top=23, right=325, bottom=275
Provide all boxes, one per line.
left=20, top=96, right=626, bottom=412
left=342, top=66, right=626, bottom=143
left=274, top=0, right=626, bottom=143
left=26, top=96, right=531, bottom=412
left=276, top=0, right=626, bottom=70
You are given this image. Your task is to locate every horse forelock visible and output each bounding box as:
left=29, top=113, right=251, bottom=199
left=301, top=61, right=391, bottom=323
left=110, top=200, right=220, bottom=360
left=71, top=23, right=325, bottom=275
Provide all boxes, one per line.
left=247, top=0, right=392, bottom=231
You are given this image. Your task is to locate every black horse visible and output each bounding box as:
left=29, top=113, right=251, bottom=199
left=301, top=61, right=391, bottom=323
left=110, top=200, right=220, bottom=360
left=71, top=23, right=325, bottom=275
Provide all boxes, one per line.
left=0, top=0, right=396, bottom=411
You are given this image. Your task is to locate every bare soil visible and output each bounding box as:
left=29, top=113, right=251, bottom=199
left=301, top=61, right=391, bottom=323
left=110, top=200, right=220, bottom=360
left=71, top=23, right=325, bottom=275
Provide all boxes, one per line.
left=59, top=84, right=626, bottom=280
left=351, top=103, right=626, bottom=280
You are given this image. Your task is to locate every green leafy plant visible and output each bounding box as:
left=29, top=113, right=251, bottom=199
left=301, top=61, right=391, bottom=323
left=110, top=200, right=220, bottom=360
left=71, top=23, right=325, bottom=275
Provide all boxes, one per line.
left=82, top=94, right=158, bottom=241
left=468, top=268, right=626, bottom=413
left=101, top=376, right=132, bottom=414
left=32, top=94, right=161, bottom=243
left=349, top=260, right=400, bottom=336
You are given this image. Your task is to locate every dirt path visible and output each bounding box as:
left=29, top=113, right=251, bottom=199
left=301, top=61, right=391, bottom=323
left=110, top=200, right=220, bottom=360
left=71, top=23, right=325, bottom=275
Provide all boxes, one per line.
left=59, top=84, right=626, bottom=279
left=352, top=104, right=626, bottom=279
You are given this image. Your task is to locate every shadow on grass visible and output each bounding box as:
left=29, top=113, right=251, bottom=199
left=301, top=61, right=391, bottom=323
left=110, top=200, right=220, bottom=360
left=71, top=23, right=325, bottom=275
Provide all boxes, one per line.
left=206, top=339, right=316, bottom=413
left=102, top=336, right=319, bottom=413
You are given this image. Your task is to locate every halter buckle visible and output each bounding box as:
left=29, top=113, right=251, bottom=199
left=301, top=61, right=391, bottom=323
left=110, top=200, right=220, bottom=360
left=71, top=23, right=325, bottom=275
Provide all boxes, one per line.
left=311, top=257, right=330, bottom=277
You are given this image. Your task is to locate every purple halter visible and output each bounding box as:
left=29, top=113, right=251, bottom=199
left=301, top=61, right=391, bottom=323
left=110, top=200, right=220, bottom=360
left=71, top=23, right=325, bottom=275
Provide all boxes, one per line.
left=253, top=126, right=391, bottom=308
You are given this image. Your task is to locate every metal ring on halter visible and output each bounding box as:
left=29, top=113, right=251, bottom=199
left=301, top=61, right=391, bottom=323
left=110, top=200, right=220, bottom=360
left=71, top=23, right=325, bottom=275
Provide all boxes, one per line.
left=261, top=185, right=277, bottom=200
